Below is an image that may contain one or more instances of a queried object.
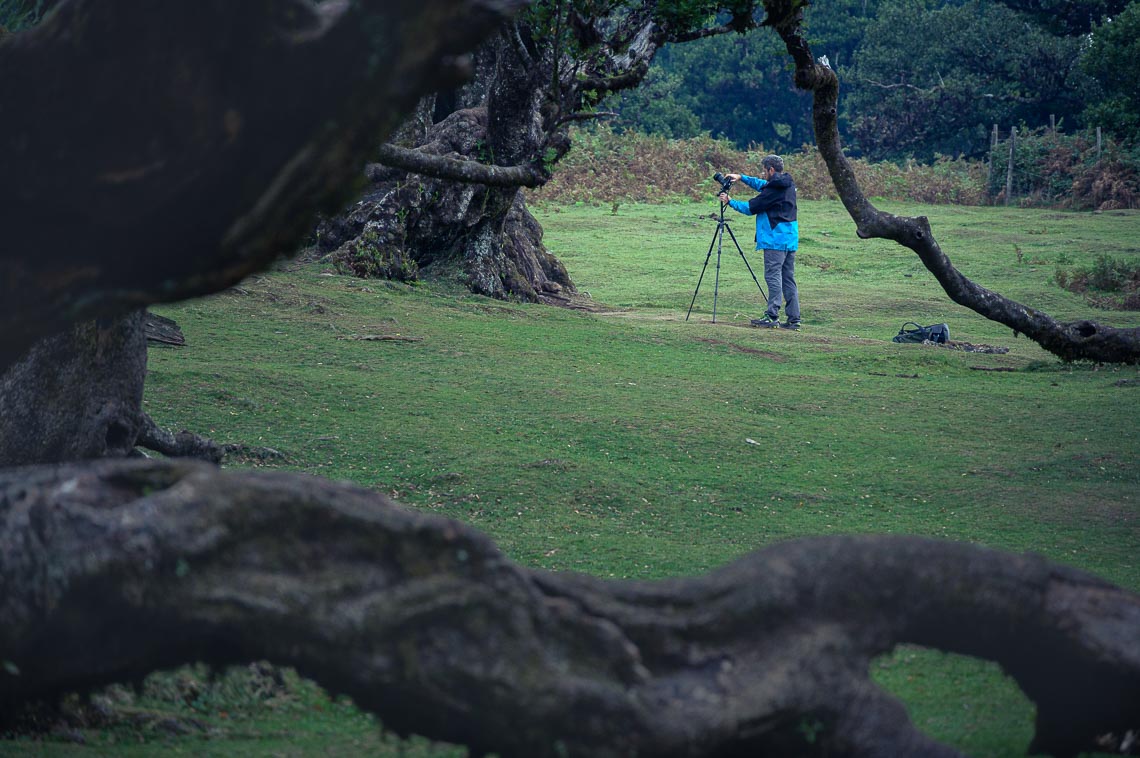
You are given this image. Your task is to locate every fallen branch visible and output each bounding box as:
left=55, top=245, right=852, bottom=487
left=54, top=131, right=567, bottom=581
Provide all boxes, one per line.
left=338, top=334, right=424, bottom=342
left=143, top=313, right=186, bottom=347
left=2, top=459, right=1138, bottom=757
left=135, top=414, right=224, bottom=463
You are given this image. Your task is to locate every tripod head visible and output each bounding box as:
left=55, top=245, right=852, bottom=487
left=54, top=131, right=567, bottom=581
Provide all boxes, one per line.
left=712, top=173, right=736, bottom=222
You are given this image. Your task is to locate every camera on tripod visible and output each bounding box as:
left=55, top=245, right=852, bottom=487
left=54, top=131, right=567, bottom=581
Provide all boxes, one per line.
left=712, top=172, right=735, bottom=194
left=686, top=172, right=766, bottom=323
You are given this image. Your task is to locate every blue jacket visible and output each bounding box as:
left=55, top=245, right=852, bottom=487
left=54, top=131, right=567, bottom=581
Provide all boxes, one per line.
left=727, top=173, right=798, bottom=252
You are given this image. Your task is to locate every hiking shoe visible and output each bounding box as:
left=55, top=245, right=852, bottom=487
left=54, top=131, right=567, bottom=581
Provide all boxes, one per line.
left=781, top=321, right=801, bottom=331
left=750, top=317, right=780, bottom=328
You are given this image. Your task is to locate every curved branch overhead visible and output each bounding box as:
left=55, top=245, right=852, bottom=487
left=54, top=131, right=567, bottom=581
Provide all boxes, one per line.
left=0, top=0, right=526, bottom=370
left=762, top=0, right=1140, bottom=365
left=376, top=143, right=546, bottom=187
left=2, top=460, right=1138, bottom=757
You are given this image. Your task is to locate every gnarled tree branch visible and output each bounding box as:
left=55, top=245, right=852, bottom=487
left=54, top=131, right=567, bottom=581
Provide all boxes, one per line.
left=375, top=143, right=546, bottom=187
left=578, top=60, right=653, bottom=95
left=764, top=1, right=1140, bottom=364
left=670, top=20, right=747, bottom=43
left=2, top=459, right=1138, bottom=757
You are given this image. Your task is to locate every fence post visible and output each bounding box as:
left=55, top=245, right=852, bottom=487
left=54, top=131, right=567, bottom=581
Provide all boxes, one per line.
left=1097, top=126, right=1103, bottom=161
left=987, top=124, right=998, bottom=192
left=1005, top=126, right=1016, bottom=206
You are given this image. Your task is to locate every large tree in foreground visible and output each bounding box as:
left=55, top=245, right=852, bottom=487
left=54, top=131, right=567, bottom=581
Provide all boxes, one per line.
left=0, top=0, right=527, bottom=370
left=1, top=2, right=1139, bottom=757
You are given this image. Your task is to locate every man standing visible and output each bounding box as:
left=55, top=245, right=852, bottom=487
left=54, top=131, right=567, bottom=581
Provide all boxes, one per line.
left=719, top=155, right=800, bottom=329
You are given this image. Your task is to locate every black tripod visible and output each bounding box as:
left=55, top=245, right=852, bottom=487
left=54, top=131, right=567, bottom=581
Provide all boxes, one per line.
left=685, top=202, right=766, bottom=323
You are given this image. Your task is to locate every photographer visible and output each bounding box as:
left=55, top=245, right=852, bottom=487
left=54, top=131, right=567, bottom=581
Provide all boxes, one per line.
left=718, top=155, right=800, bottom=330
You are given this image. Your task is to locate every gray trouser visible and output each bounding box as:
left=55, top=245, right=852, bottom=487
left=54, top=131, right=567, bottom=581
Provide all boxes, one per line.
left=763, top=249, right=799, bottom=323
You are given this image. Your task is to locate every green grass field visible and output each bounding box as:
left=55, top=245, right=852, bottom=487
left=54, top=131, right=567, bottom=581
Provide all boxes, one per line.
left=7, top=200, right=1139, bottom=757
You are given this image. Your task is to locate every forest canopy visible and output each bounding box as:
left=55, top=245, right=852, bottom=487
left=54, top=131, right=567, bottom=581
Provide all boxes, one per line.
left=606, top=0, right=1140, bottom=161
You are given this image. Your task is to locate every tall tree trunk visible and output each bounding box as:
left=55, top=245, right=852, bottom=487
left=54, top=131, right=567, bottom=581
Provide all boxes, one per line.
left=0, top=312, right=223, bottom=466
left=323, top=32, right=575, bottom=302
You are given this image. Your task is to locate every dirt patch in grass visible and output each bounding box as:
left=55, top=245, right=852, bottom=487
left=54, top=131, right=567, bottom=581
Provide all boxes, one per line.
left=537, top=291, right=620, bottom=313
left=695, top=337, right=785, bottom=360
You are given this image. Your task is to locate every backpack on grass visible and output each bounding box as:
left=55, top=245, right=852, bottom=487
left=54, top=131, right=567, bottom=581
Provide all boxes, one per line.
left=892, top=321, right=950, bottom=344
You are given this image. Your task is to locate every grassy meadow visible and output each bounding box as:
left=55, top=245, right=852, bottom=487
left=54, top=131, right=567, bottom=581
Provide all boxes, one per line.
left=7, top=199, right=1139, bottom=757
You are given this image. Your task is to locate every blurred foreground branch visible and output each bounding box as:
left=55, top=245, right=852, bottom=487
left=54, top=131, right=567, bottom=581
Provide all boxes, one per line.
left=2, top=460, right=1138, bottom=757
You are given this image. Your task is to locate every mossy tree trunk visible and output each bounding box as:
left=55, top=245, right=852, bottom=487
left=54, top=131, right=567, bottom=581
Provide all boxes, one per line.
left=324, top=101, right=574, bottom=302
left=322, top=31, right=576, bottom=302
left=321, top=2, right=754, bottom=302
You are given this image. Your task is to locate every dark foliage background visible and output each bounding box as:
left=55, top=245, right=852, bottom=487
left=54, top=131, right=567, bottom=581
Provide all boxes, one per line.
left=605, top=0, right=1140, bottom=163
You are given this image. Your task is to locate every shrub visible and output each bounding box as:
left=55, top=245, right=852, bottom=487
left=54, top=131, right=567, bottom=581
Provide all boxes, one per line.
left=988, top=127, right=1140, bottom=211
left=331, top=223, right=419, bottom=282
left=0, top=0, right=43, bottom=35
left=529, top=126, right=988, bottom=207
left=1055, top=254, right=1140, bottom=310
left=535, top=124, right=1138, bottom=211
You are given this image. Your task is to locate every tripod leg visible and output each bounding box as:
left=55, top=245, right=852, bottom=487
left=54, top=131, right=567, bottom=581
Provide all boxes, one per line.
left=685, top=224, right=720, bottom=321
left=725, top=223, right=766, bottom=301
left=712, top=222, right=725, bottom=323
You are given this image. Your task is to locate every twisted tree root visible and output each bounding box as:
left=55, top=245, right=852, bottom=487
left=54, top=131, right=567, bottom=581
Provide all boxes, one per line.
left=2, top=459, right=1137, bottom=756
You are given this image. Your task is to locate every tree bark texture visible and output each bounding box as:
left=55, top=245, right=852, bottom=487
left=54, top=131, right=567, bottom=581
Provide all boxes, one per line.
left=0, top=312, right=146, bottom=466
left=1, top=459, right=1138, bottom=758
left=764, top=2, right=1140, bottom=364
left=0, top=311, right=223, bottom=466
left=0, top=0, right=526, bottom=371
